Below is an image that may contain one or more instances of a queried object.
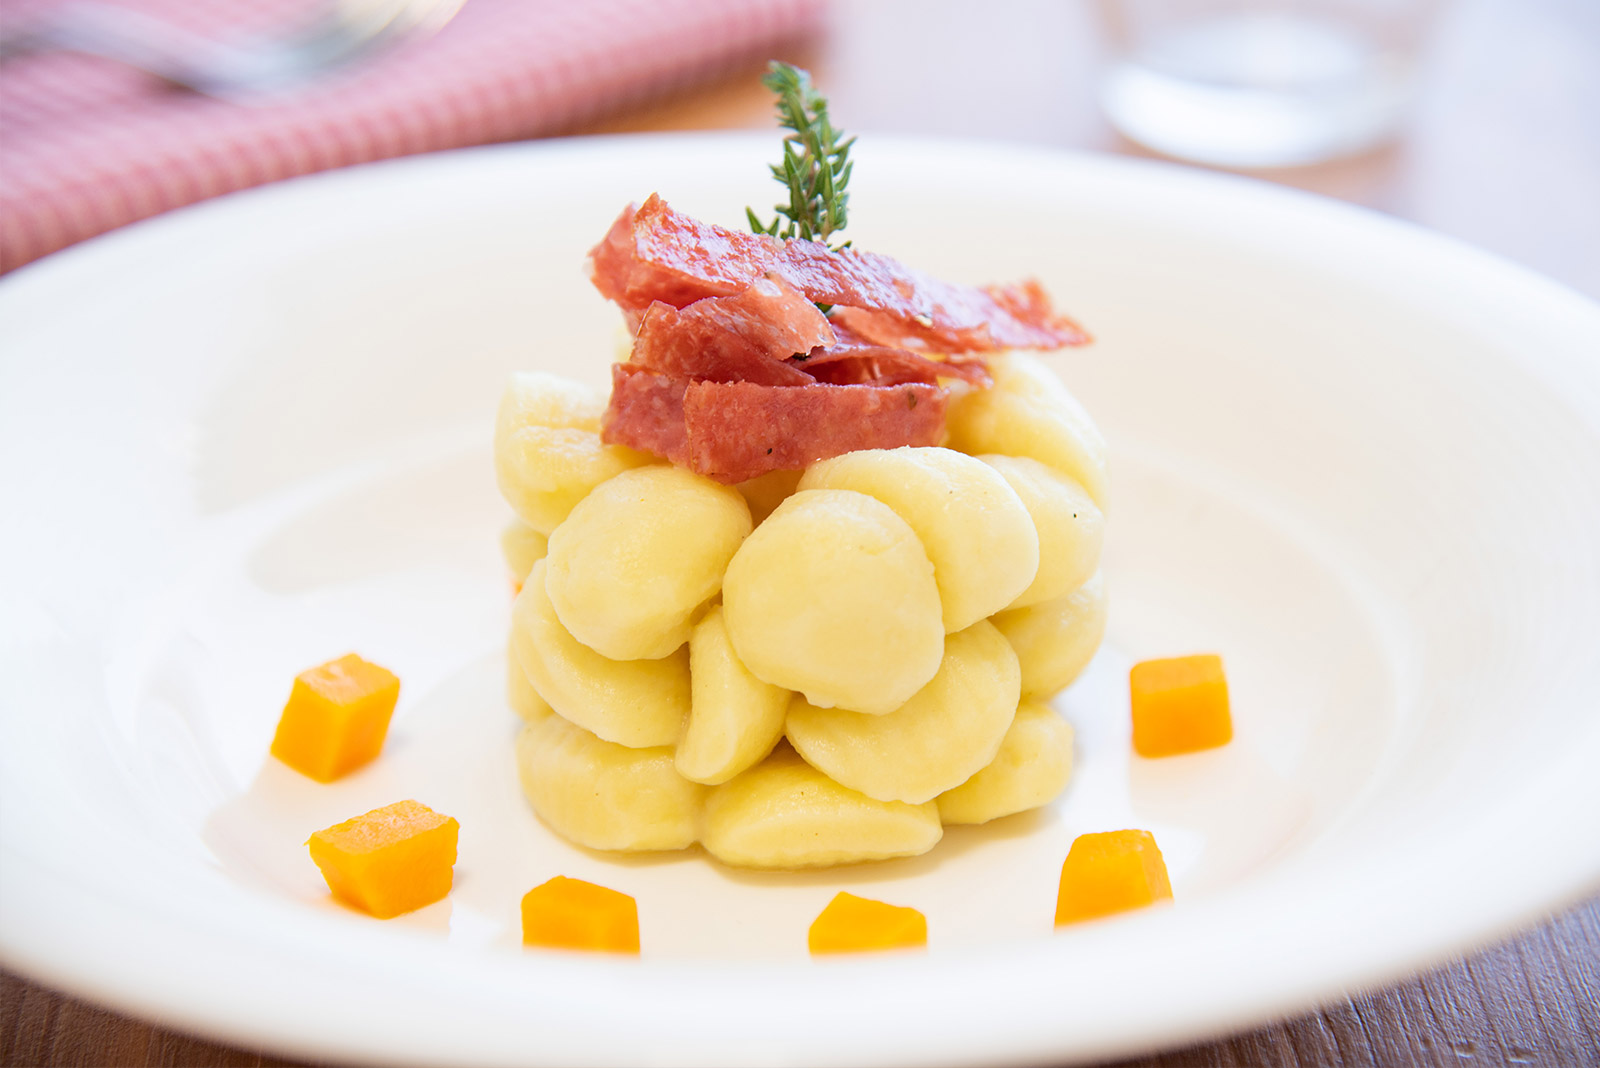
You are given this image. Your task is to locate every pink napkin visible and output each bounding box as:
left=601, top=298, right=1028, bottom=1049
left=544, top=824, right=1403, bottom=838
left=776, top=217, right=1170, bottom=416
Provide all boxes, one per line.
left=0, top=0, right=824, bottom=272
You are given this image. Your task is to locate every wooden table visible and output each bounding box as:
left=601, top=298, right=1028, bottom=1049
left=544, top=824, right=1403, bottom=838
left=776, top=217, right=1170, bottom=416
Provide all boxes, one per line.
left=4, top=0, right=1598, bottom=1064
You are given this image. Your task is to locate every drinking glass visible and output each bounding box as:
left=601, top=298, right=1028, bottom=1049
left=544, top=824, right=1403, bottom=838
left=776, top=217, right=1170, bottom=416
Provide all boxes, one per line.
left=1097, top=0, right=1441, bottom=167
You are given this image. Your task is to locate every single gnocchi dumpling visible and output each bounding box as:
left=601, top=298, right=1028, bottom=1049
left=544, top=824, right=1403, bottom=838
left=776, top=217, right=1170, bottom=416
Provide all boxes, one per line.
left=677, top=606, right=790, bottom=785
left=701, top=746, right=942, bottom=869
left=500, top=518, right=548, bottom=586
left=785, top=620, right=1021, bottom=804
left=515, top=716, right=704, bottom=852
left=981, top=455, right=1103, bottom=608
left=507, top=650, right=555, bottom=724
left=799, top=447, right=1039, bottom=633
left=991, top=571, right=1108, bottom=699
left=944, top=353, right=1108, bottom=508
left=511, top=560, right=689, bottom=747
left=545, top=466, right=752, bottom=661
left=936, top=699, right=1074, bottom=825
left=722, top=489, right=944, bottom=715
left=494, top=372, right=652, bottom=534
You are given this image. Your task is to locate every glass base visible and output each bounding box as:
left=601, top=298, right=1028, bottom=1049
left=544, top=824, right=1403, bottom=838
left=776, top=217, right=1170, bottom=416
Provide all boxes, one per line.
left=1101, top=13, right=1413, bottom=168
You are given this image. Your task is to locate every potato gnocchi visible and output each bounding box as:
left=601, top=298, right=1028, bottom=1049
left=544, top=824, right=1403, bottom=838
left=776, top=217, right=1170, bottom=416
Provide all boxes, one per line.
left=506, top=650, right=554, bottom=725
left=784, top=620, right=1021, bottom=804
left=495, top=358, right=1108, bottom=868
left=499, top=518, right=548, bottom=586
left=511, top=559, right=689, bottom=748
left=701, top=746, right=943, bottom=869
left=545, top=465, right=751, bottom=660
left=677, top=605, right=789, bottom=785
left=981, top=455, right=1103, bottom=608
left=494, top=372, right=651, bottom=534
left=799, top=447, right=1039, bottom=632
left=945, top=353, right=1109, bottom=508
left=936, top=699, right=1074, bottom=825
left=515, top=716, right=704, bottom=851
left=722, top=489, right=944, bottom=716
left=992, top=571, right=1108, bottom=699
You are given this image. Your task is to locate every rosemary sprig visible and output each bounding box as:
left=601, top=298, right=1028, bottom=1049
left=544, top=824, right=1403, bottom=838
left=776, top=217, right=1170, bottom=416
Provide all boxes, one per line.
left=746, top=62, right=854, bottom=249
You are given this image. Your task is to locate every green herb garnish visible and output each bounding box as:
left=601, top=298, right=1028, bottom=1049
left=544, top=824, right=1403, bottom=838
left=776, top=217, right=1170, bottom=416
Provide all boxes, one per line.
left=745, top=62, right=854, bottom=249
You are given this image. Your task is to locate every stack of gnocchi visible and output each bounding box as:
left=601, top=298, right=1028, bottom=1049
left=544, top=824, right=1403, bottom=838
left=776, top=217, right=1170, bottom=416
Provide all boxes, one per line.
left=494, top=354, right=1108, bottom=869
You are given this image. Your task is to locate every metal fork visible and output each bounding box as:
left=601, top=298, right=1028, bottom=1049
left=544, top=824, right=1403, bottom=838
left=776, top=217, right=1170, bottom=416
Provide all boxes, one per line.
left=0, top=0, right=464, bottom=101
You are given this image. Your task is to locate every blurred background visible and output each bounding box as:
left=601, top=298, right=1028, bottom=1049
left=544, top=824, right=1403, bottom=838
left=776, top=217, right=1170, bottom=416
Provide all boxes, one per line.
left=2, top=0, right=1597, bottom=298
left=1, top=1, right=1597, bottom=1064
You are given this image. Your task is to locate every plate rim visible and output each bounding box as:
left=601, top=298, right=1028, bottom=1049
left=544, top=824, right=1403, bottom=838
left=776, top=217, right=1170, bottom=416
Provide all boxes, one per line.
left=3, top=131, right=1600, bottom=1068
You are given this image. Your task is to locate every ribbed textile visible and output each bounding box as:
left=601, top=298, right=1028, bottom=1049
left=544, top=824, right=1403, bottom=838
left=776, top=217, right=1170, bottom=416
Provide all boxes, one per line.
left=0, top=0, right=823, bottom=271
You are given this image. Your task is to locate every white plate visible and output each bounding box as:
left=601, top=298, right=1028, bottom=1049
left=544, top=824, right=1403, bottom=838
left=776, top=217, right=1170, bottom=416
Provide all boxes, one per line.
left=2, top=134, right=1599, bottom=1068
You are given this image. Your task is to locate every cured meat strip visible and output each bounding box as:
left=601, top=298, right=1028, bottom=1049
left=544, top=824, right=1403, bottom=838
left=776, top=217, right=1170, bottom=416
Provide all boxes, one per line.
left=631, top=276, right=831, bottom=388
left=801, top=352, right=942, bottom=387
left=825, top=279, right=1088, bottom=355
left=588, top=195, right=1088, bottom=354
left=684, top=380, right=947, bottom=483
left=795, top=324, right=992, bottom=388
left=590, top=198, right=758, bottom=311
left=602, top=367, right=946, bottom=484
left=587, top=204, right=641, bottom=309
left=605, top=364, right=690, bottom=464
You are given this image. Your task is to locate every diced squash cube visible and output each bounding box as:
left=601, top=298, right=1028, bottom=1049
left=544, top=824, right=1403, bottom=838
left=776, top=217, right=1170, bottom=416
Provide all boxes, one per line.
left=271, top=654, right=400, bottom=782
left=1054, top=829, right=1172, bottom=926
left=808, top=892, right=927, bottom=955
left=521, top=876, right=640, bottom=954
left=1130, top=654, right=1232, bottom=758
left=308, top=800, right=459, bottom=919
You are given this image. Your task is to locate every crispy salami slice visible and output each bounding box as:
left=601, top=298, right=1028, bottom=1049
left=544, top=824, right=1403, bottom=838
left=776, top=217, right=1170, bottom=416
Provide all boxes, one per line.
left=605, top=364, right=690, bottom=465
left=800, top=352, right=941, bottom=387
left=588, top=204, right=640, bottom=309
left=828, top=278, right=1086, bottom=354
left=602, top=368, right=946, bottom=484
left=631, top=276, right=831, bottom=387
left=682, top=380, right=946, bottom=483
left=587, top=195, right=1088, bottom=354
left=795, top=324, right=992, bottom=388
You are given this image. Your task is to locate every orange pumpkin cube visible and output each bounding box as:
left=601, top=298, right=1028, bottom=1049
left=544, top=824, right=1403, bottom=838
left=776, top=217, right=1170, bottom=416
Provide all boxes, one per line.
left=808, top=892, right=927, bottom=955
left=271, top=653, right=400, bottom=781
left=1130, top=654, right=1232, bottom=758
left=1055, top=829, right=1173, bottom=926
left=521, top=876, right=640, bottom=954
left=309, top=800, right=459, bottom=919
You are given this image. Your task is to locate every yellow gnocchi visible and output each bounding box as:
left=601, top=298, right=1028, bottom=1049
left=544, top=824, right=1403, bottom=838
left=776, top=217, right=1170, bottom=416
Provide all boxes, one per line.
left=545, top=466, right=751, bottom=661
left=676, top=606, right=790, bottom=785
left=507, top=650, right=554, bottom=725
left=944, top=353, right=1109, bottom=508
left=495, top=342, right=1109, bottom=867
left=493, top=372, right=651, bottom=534
left=981, top=455, right=1103, bottom=608
left=722, top=489, right=944, bottom=716
left=936, top=700, right=1074, bottom=825
left=700, top=746, right=943, bottom=869
left=784, top=620, right=1021, bottom=804
left=511, top=559, right=689, bottom=747
left=991, top=572, right=1108, bottom=699
left=500, top=518, right=548, bottom=585
left=515, top=716, right=704, bottom=852
left=799, top=447, right=1039, bottom=632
